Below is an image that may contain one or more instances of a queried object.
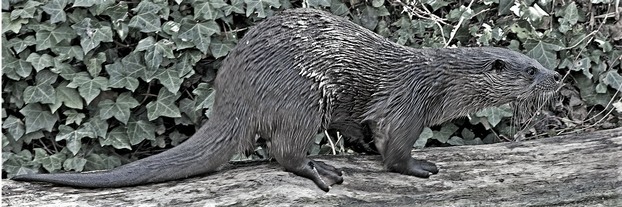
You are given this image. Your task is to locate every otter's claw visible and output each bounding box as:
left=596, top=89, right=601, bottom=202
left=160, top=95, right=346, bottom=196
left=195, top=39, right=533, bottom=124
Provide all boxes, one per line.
left=388, top=158, right=439, bottom=178
left=291, top=160, right=343, bottom=192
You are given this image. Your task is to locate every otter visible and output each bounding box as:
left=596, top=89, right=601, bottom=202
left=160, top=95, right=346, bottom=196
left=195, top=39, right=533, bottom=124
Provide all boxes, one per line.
left=12, top=8, right=561, bottom=192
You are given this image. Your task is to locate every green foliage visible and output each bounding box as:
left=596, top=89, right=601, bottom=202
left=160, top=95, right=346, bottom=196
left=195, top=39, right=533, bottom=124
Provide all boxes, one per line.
left=2, top=0, right=621, bottom=178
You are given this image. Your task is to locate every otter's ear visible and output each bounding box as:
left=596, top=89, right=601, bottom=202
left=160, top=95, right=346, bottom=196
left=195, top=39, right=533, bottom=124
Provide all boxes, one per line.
left=491, top=59, right=505, bottom=71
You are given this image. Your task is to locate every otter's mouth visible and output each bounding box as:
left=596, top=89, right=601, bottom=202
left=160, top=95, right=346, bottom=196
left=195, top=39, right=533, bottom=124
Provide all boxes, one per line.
left=510, top=84, right=559, bottom=125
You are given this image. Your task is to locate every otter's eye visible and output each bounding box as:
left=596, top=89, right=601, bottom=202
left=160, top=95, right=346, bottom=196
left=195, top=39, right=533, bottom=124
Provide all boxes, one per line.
left=526, top=67, right=537, bottom=76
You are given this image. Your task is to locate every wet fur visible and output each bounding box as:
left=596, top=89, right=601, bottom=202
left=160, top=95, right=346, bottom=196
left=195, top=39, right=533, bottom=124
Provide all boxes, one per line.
left=12, top=9, right=560, bottom=191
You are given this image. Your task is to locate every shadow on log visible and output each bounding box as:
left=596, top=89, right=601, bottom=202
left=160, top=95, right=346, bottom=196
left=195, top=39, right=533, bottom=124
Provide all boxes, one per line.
left=3, top=128, right=622, bottom=206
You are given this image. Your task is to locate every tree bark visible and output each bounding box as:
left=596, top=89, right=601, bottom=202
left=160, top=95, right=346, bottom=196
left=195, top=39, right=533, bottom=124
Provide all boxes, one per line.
left=3, top=128, right=622, bottom=207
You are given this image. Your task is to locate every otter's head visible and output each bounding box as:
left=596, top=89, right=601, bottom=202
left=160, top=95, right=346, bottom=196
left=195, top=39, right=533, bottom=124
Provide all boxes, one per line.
left=475, top=48, right=561, bottom=105
left=431, top=47, right=561, bottom=125
left=458, top=47, right=562, bottom=125
left=407, top=47, right=562, bottom=128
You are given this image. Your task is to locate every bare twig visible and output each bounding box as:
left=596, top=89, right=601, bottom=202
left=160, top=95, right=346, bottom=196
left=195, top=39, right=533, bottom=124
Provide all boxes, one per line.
left=324, top=130, right=337, bottom=155
left=390, top=0, right=449, bottom=25
left=445, top=0, right=475, bottom=47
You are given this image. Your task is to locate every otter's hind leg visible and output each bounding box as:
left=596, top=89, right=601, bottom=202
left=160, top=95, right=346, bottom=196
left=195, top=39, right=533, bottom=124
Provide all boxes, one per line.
left=270, top=127, right=343, bottom=192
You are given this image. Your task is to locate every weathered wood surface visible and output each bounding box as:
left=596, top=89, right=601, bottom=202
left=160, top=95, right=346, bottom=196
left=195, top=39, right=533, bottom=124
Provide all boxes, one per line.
left=3, top=128, right=622, bottom=207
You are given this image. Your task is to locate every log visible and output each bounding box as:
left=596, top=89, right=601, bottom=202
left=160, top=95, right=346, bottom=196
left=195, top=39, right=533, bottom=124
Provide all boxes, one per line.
left=3, top=128, right=622, bottom=207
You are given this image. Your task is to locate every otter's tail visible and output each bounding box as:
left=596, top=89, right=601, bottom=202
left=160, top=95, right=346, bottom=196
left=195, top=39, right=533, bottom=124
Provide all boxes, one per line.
left=11, top=118, right=237, bottom=188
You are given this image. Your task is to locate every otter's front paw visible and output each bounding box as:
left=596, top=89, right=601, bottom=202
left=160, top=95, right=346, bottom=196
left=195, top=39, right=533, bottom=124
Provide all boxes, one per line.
left=388, top=158, right=439, bottom=178
left=290, top=159, right=344, bottom=192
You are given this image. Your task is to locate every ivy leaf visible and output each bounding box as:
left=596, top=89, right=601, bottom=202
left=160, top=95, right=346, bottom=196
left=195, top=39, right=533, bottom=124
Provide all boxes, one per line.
left=20, top=103, right=58, bottom=133
left=526, top=41, right=558, bottom=70
left=2, top=115, right=26, bottom=140
left=162, top=21, right=181, bottom=36
left=53, top=24, right=76, bottom=42
left=465, top=138, right=484, bottom=145
left=146, top=88, right=182, bottom=121
left=41, top=0, right=68, bottom=24
left=144, top=49, right=163, bottom=73
left=569, top=57, right=592, bottom=79
left=360, top=6, right=379, bottom=30
left=63, top=157, right=87, bottom=172
left=193, top=83, right=215, bottom=110
left=4, top=58, right=33, bottom=79
left=73, top=0, right=97, bottom=7
left=330, top=0, right=348, bottom=16
left=179, top=98, right=201, bottom=124
left=175, top=50, right=202, bottom=78
left=6, top=35, right=36, bottom=53
left=129, top=12, right=161, bottom=33
left=210, top=38, right=236, bottom=58
left=53, top=45, right=84, bottom=61
left=83, top=0, right=113, bottom=16
left=33, top=148, right=66, bottom=172
left=100, top=126, right=132, bottom=150
left=84, top=153, right=122, bottom=171
left=461, top=128, right=475, bottom=140
left=203, top=91, right=217, bottom=118
left=98, top=92, right=139, bottom=124
left=71, top=18, right=114, bottom=54
left=155, top=67, right=182, bottom=94
left=3, top=134, right=11, bottom=148
left=135, top=36, right=155, bottom=52
left=132, top=0, right=162, bottom=14
left=210, top=0, right=229, bottom=8
left=105, top=60, right=140, bottom=92
left=51, top=82, right=83, bottom=112
left=37, top=68, right=60, bottom=84
left=244, top=0, right=281, bottom=18
left=178, top=19, right=220, bottom=54
left=155, top=39, right=175, bottom=59
left=51, top=59, right=80, bottom=80
left=63, top=110, right=86, bottom=125
left=84, top=115, right=108, bottom=138
left=558, top=2, right=578, bottom=33
left=4, top=150, right=39, bottom=177
left=2, top=13, right=29, bottom=33
left=223, top=0, right=245, bottom=15
left=56, top=125, right=95, bottom=155
left=35, top=25, right=76, bottom=51
left=26, top=53, right=54, bottom=72
left=121, top=52, right=148, bottom=81
left=475, top=105, right=513, bottom=127
left=152, top=135, right=167, bottom=148
left=103, top=2, right=128, bottom=23
left=308, top=0, right=331, bottom=7
left=10, top=1, right=42, bottom=20
left=194, top=0, right=225, bottom=21
left=6, top=81, right=27, bottom=108
left=86, top=52, right=106, bottom=77
left=23, top=84, right=55, bottom=104
left=169, top=130, right=189, bottom=146
left=127, top=120, right=156, bottom=145
left=414, top=127, right=433, bottom=148
left=143, top=39, right=175, bottom=72
left=431, top=123, right=459, bottom=143
left=67, top=75, right=108, bottom=104
left=447, top=136, right=465, bottom=146
left=613, top=101, right=622, bottom=113
left=604, top=71, right=622, bottom=92
left=575, top=74, right=612, bottom=107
